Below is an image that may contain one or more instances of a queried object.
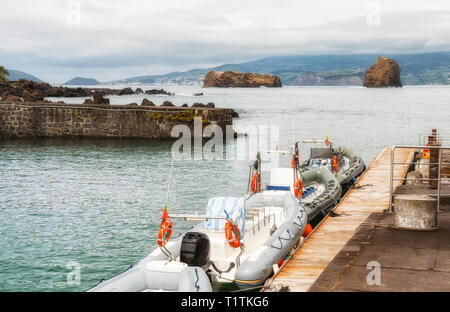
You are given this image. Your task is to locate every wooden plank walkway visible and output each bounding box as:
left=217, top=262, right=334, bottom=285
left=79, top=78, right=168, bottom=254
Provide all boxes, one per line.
left=265, top=147, right=416, bottom=292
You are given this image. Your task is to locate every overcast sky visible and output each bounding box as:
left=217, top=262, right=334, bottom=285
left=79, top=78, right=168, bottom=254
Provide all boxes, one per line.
left=1, top=0, right=450, bottom=83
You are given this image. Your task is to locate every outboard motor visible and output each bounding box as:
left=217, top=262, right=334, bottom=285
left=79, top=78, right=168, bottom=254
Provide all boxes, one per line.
left=180, top=232, right=210, bottom=269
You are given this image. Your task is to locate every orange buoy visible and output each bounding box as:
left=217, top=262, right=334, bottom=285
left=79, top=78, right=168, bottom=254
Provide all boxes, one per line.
left=294, top=179, right=303, bottom=199
left=303, top=224, right=312, bottom=237
left=332, top=155, right=339, bottom=173
left=225, top=221, right=240, bottom=248
left=157, top=218, right=173, bottom=247
left=251, top=173, right=261, bottom=194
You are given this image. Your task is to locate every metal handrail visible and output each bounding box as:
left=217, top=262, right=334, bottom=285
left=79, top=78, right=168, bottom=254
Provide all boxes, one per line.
left=392, top=177, right=450, bottom=181
left=389, top=145, right=450, bottom=212
left=170, top=213, right=227, bottom=221
left=419, top=133, right=450, bottom=145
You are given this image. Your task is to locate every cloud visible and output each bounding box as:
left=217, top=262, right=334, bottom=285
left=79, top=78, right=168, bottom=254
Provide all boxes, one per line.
left=1, top=0, right=450, bottom=83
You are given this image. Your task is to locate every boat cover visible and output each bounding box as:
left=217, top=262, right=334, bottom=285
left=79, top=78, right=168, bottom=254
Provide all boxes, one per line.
left=204, top=197, right=245, bottom=233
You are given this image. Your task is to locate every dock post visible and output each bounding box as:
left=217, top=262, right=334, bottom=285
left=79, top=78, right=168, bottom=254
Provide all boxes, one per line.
left=429, top=134, right=441, bottom=189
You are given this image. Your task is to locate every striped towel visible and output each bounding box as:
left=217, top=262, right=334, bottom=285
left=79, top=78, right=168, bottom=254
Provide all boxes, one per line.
left=204, top=197, right=245, bottom=233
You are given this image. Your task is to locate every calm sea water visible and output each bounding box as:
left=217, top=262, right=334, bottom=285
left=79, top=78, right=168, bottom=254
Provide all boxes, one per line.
left=1, top=85, right=449, bottom=291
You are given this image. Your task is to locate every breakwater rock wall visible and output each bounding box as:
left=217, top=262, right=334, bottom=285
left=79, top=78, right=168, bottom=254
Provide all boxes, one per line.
left=0, top=102, right=234, bottom=139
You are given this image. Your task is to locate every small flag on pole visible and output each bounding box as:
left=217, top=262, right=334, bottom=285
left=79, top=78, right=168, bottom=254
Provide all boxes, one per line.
left=162, top=204, right=168, bottom=220
left=325, top=132, right=329, bottom=146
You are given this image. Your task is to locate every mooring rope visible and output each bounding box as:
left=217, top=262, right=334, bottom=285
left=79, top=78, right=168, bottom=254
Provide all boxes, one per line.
left=164, top=154, right=175, bottom=208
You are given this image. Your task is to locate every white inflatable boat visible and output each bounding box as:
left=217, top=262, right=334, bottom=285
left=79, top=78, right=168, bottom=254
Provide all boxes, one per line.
left=88, top=169, right=307, bottom=292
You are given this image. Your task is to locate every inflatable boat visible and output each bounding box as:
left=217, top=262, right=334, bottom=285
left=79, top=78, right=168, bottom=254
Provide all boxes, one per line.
left=295, top=140, right=365, bottom=192
left=88, top=160, right=307, bottom=291
left=299, top=167, right=342, bottom=221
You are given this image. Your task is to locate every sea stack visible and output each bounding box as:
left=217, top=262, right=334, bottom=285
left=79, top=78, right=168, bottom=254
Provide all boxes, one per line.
left=203, top=70, right=282, bottom=88
left=364, top=56, right=402, bottom=87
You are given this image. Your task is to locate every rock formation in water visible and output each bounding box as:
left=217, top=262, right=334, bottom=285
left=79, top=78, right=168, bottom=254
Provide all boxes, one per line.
left=203, top=70, right=282, bottom=88
left=84, top=91, right=110, bottom=104
left=141, top=98, right=155, bottom=106
left=144, top=89, right=174, bottom=96
left=364, top=56, right=402, bottom=87
left=117, top=87, right=134, bottom=95
left=161, top=100, right=174, bottom=107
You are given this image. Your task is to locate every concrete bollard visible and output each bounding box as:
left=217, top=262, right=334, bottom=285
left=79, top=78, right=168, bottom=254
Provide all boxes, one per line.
left=393, top=195, right=438, bottom=231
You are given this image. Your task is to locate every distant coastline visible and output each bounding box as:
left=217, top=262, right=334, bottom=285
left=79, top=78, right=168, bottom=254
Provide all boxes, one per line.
left=8, top=52, right=450, bottom=87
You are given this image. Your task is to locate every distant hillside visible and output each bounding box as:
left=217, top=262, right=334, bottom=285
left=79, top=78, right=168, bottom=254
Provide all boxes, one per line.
left=7, top=70, right=42, bottom=82
left=292, top=70, right=364, bottom=86
left=64, top=77, right=100, bottom=85
left=109, top=52, right=450, bottom=86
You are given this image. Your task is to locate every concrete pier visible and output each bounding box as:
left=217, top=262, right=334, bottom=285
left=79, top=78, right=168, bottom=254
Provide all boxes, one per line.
left=307, top=210, right=450, bottom=292
left=264, top=147, right=419, bottom=292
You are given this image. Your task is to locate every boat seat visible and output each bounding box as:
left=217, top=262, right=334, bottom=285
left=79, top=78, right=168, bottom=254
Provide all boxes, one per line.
left=302, top=186, right=316, bottom=198
left=204, top=197, right=245, bottom=233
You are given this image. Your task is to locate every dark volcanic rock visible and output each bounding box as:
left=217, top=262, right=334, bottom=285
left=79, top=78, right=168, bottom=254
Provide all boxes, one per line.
left=145, top=89, right=174, bottom=96
left=5, top=95, right=23, bottom=102
left=48, top=86, right=91, bottom=97
left=203, top=70, right=282, bottom=88
left=135, top=88, right=144, bottom=94
left=22, top=90, right=34, bottom=102
left=0, top=79, right=92, bottom=101
left=118, top=87, right=134, bottom=95
left=1, top=91, right=10, bottom=100
left=93, top=91, right=110, bottom=104
left=161, top=101, right=174, bottom=107
left=0, top=79, right=178, bottom=103
left=84, top=91, right=109, bottom=104
left=364, top=56, right=402, bottom=87
left=141, top=98, right=155, bottom=106
left=31, top=91, right=44, bottom=101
